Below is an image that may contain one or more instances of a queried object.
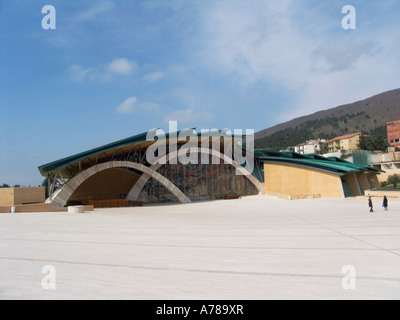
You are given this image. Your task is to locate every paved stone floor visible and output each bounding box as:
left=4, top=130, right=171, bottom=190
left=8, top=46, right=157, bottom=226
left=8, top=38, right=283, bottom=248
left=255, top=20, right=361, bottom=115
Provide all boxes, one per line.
left=0, top=196, right=399, bottom=300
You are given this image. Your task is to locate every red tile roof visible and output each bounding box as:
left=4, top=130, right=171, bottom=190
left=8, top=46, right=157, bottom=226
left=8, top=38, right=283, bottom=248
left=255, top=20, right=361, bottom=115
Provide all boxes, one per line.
left=327, top=132, right=362, bottom=143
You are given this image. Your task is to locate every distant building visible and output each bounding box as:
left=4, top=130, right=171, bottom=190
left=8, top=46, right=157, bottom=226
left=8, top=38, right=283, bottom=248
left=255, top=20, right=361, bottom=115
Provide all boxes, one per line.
left=294, top=139, right=326, bottom=155
left=387, top=120, right=400, bottom=149
left=327, top=132, right=363, bottom=152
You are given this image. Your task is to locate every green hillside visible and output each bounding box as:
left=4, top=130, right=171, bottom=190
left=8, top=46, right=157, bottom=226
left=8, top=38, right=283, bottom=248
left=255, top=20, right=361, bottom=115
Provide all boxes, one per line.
left=255, top=89, right=400, bottom=150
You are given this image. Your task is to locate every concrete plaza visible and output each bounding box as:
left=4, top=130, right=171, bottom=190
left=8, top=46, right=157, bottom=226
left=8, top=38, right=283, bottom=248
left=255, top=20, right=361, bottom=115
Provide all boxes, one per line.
left=0, top=196, right=399, bottom=300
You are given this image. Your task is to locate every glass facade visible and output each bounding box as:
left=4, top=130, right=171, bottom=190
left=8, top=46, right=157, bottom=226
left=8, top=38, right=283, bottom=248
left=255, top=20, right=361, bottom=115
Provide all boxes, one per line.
left=137, top=161, right=258, bottom=203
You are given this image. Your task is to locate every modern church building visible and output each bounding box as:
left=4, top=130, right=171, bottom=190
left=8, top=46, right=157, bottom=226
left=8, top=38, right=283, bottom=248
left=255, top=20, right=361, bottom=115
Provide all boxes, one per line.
left=38, top=129, right=381, bottom=208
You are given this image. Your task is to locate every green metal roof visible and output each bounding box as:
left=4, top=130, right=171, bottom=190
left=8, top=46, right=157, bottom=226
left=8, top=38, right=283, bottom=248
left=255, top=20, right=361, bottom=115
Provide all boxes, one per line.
left=39, top=130, right=381, bottom=179
left=304, top=154, right=380, bottom=172
left=326, top=156, right=381, bottom=172
left=256, top=151, right=380, bottom=176
left=38, top=131, right=149, bottom=176
left=38, top=129, right=246, bottom=176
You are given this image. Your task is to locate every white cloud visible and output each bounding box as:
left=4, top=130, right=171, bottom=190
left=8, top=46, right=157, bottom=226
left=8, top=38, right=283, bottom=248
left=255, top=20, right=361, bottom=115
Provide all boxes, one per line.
left=167, top=65, right=187, bottom=77
left=116, top=97, right=138, bottom=114
left=311, top=40, right=381, bottom=73
left=69, top=58, right=137, bottom=82
left=144, top=71, right=165, bottom=82
left=108, top=58, right=138, bottom=75
left=197, top=0, right=400, bottom=120
left=199, top=0, right=305, bottom=86
left=76, top=0, right=114, bottom=22
left=68, top=65, right=94, bottom=82
left=115, top=98, right=165, bottom=116
left=141, top=102, right=163, bottom=115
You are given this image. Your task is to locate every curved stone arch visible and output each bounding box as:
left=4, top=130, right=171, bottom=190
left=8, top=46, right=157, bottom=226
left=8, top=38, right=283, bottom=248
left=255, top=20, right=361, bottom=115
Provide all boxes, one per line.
left=126, top=147, right=265, bottom=202
left=49, top=161, right=191, bottom=208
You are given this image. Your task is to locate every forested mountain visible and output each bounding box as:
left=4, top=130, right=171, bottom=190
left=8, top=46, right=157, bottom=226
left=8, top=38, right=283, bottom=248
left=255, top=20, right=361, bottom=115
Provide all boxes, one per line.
left=255, top=89, right=400, bottom=150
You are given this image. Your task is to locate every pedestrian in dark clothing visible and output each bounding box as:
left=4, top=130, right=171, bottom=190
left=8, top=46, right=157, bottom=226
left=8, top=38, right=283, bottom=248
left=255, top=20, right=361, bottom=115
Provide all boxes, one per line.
left=383, top=196, right=388, bottom=211
left=368, top=196, right=374, bottom=213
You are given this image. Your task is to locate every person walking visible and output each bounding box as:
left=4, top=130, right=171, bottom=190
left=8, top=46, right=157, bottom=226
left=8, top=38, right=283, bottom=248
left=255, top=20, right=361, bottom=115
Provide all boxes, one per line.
left=383, top=196, right=388, bottom=211
left=368, top=196, right=374, bottom=213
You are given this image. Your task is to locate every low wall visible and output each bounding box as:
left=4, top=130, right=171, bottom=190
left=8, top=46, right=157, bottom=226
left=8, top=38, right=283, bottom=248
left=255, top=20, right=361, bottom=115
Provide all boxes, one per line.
left=357, top=196, right=400, bottom=202
left=357, top=190, right=400, bottom=202
left=0, top=188, right=15, bottom=206
left=14, top=187, right=45, bottom=205
left=364, top=190, right=400, bottom=198
left=0, top=187, right=45, bottom=206
left=267, top=192, right=322, bottom=200
left=0, top=203, right=94, bottom=214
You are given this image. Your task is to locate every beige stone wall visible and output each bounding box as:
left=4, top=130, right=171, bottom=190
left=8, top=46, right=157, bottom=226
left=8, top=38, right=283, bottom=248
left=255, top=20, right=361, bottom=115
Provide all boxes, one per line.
left=13, top=187, right=45, bottom=205
left=0, top=187, right=45, bottom=206
left=264, top=163, right=344, bottom=198
left=367, top=173, right=380, bottom=189
left=0, top=189, right=15, bottom=206
left=342, top=172, right=380, bottom=195
left=357, top=172, right=371, bottom=192
left=342, top=173, right=361, bottom=196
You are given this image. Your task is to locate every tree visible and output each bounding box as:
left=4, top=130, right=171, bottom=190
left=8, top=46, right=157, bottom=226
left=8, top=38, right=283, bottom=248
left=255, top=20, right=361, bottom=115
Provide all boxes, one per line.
left=387, top=174, right=400, bottom=189
left=358, top=134, right=390, bottom=152
left=358, top=134, right=375, bottom=151
left=317, top=143, right=330, bottom=155
left=372, top=135, right=390, bottom=152
left=1, top=183, right=11, bottom=188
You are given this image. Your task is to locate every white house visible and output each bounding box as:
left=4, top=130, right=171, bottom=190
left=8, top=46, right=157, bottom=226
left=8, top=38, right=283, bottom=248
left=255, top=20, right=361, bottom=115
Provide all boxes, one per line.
left=294, top=139, right=326, bottom=155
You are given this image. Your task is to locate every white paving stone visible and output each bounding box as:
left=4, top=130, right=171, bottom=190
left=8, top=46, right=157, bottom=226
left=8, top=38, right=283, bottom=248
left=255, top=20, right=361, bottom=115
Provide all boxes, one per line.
left=0, top=196, right=399, bottom=300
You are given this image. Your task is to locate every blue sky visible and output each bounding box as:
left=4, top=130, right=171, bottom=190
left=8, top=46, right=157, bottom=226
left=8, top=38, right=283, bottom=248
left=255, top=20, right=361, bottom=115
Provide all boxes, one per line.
left=1, top=0, right=400, bottom=186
